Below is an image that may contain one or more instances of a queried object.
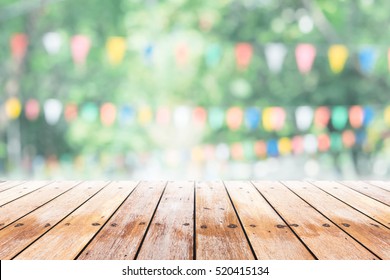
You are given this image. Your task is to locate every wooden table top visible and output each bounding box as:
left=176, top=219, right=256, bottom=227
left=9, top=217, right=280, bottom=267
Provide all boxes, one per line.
left=0, top=180, right=389, bottom=260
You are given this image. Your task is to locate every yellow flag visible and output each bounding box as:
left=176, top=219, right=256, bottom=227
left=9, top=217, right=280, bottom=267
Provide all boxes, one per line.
left=385, top=106, right=390, bottom=126
left=278, top=137, right=292, bottom=155
left=5, top=97, right=22, bottom=119
left=106, top=37, right=126, bottom=65
left=138, top=106, right=153, bottom=125
left=328, top=45, right=348, bottom=74
left=262, top=108, right=273, bottom=131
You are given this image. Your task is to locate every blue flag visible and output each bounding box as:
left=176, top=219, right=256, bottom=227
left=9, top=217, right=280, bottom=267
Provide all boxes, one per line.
left=359, top=48, right=376, bottom=74
left=245, top=107, right=261, bottom=130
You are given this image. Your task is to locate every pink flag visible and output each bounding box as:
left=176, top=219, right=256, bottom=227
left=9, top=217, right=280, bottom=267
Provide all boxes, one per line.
left=10, top=33, right=28, bottom=61
left=235, top=43, right=253, bottom=70
left=175, top=42, right=188, bottom=67
left=295, top=44, right=316, bottom=74
left=71, top=35, right=91, bottom=65
left=25, top=99, right=40, bottom=121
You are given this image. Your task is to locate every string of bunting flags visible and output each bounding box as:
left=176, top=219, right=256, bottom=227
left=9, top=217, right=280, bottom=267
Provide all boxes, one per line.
left=3, top=97, right=390, bottom=132
left=8, top=33, right=390, bottom=73
left=2, top=99, right=388, bottom=162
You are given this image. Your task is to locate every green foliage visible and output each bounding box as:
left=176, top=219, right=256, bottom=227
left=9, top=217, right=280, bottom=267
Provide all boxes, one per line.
left=1, top=0, right=389, bottom=157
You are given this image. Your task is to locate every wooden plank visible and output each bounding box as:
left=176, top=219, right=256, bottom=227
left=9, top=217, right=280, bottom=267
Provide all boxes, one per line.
left=137, top=181, right=194, bottom=260
left=15, top=181, right=137, bottom=260
left=252, top=181, right=377, bottom=260
left=196, top=181, right=254, bottom=260
left=225, top=181, right=314, bottom=260
left=0, top=181, right=25, bottom=193
left=78, top=181, right=166, bottom=260
left=0, top=181, right=80, bottom=230
left=341, top=181, right=390, bottom=206
left=0, top=181, right=108, bottom=260
left=0, top=181, right=49, bottom=206
left=313, top=181, right=390, bottom=228
left=367, top=181, right=390, bottom=192
left=285, top=181, right=390, bottom=260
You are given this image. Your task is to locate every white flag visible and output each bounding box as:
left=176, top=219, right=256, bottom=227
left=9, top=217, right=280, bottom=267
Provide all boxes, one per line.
left=43, top=32, right=62, bottom=54
left=265, top=43, right=287, bottom=73
left=295, top=106, right=314, bottom=131
left=44, top=99, right=63, bottom=125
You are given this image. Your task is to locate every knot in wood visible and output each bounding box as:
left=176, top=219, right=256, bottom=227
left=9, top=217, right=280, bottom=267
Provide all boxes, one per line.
left=92, top=223, right=101, bottom=226
left=15, top=223, right=24, bottom=227
left=200, top=225, right=207, bottom=229
left=322, top=223, right=330, bottom=227
left=342, top=223, right=350, bottom=227
left=227, top=224, right=237, bottom=228
left=276, top=224, right=286, bottom=228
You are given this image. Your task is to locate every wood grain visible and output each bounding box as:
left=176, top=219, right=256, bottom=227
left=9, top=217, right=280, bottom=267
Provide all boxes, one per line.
left=0, top=181, right=108, bottom=259
left=341, top=181, right=390, bottom=206
left=252, top=181, right=377, bottom=260
left=0, top=181, right=80, bottom=230
left=285, top=181, right=390, bottom=259
left=78, top=181, right=165, bottom=260
left=225, top=181, right=314, bottom=260
left=0, top=181, right=49, bottom=206
left=196, top=181, right=254, bottom=260
left=137, top=181, right=194, bottom=260
left=0, top=181, right=25, bottom=193
left=15, top=181, right=137, bottom=260
left=313, top=181, right=390, bottom=227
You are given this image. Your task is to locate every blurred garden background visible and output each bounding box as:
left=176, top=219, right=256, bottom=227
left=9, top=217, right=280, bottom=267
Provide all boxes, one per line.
left=1, top=0, right=390, bottom=180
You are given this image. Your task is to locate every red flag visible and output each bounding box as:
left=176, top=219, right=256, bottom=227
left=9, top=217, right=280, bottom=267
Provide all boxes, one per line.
left=235, top=43, right=253, bottom=70
left=65, top=103, right=78, bottom=122
left=10, top=33, right=28, bottom=61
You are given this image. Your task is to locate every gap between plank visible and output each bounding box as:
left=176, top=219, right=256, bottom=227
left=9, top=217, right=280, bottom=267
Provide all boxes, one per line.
left=222, top=181, right=257, bottom=260
left=0, top=181, right=26, bottom=193
left=74, top=181, right=141, bottom=260
left=0, top=182, right=52, bottom=207
left=250, top=181, right=318, bottom=260
left=193, top=181, right=196, bottom=260
left=284, top=181, right=382, bottom=260
left=0, top=181, right=83, bottom=231
left=338, top=181, right=390, bottom=207
left=365, top=181, right=390, bottom=193
left=11, top=181, right=111, bottom=259
left=309, top=181, right=390, bottom=230
left=133, top=181, right=168, bottom=260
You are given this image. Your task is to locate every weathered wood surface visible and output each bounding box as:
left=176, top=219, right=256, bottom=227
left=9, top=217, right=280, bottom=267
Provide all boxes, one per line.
left=196, top=181, right=254, bottom=260
left=137, top=181, right=194, bottom=260
left=0, top=181, right=49, bottom=206
left=313, top=181, right=390, bottom=227
left=225, top=181, right=314, bottom=260
left=285, top=181, right=390, bottom=259
left=78, top=181, right=165, bottom=260
left=0, top=180, right=389, bottom=260
left=15, top=181, right=137, bottom=260
left=252, top=181, right=378, bottom=260
left=341, top=181, right=390, bottom=206
left=0, top=181, right=107, bottom=259
left=0, top=181, right=79, bottom=230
